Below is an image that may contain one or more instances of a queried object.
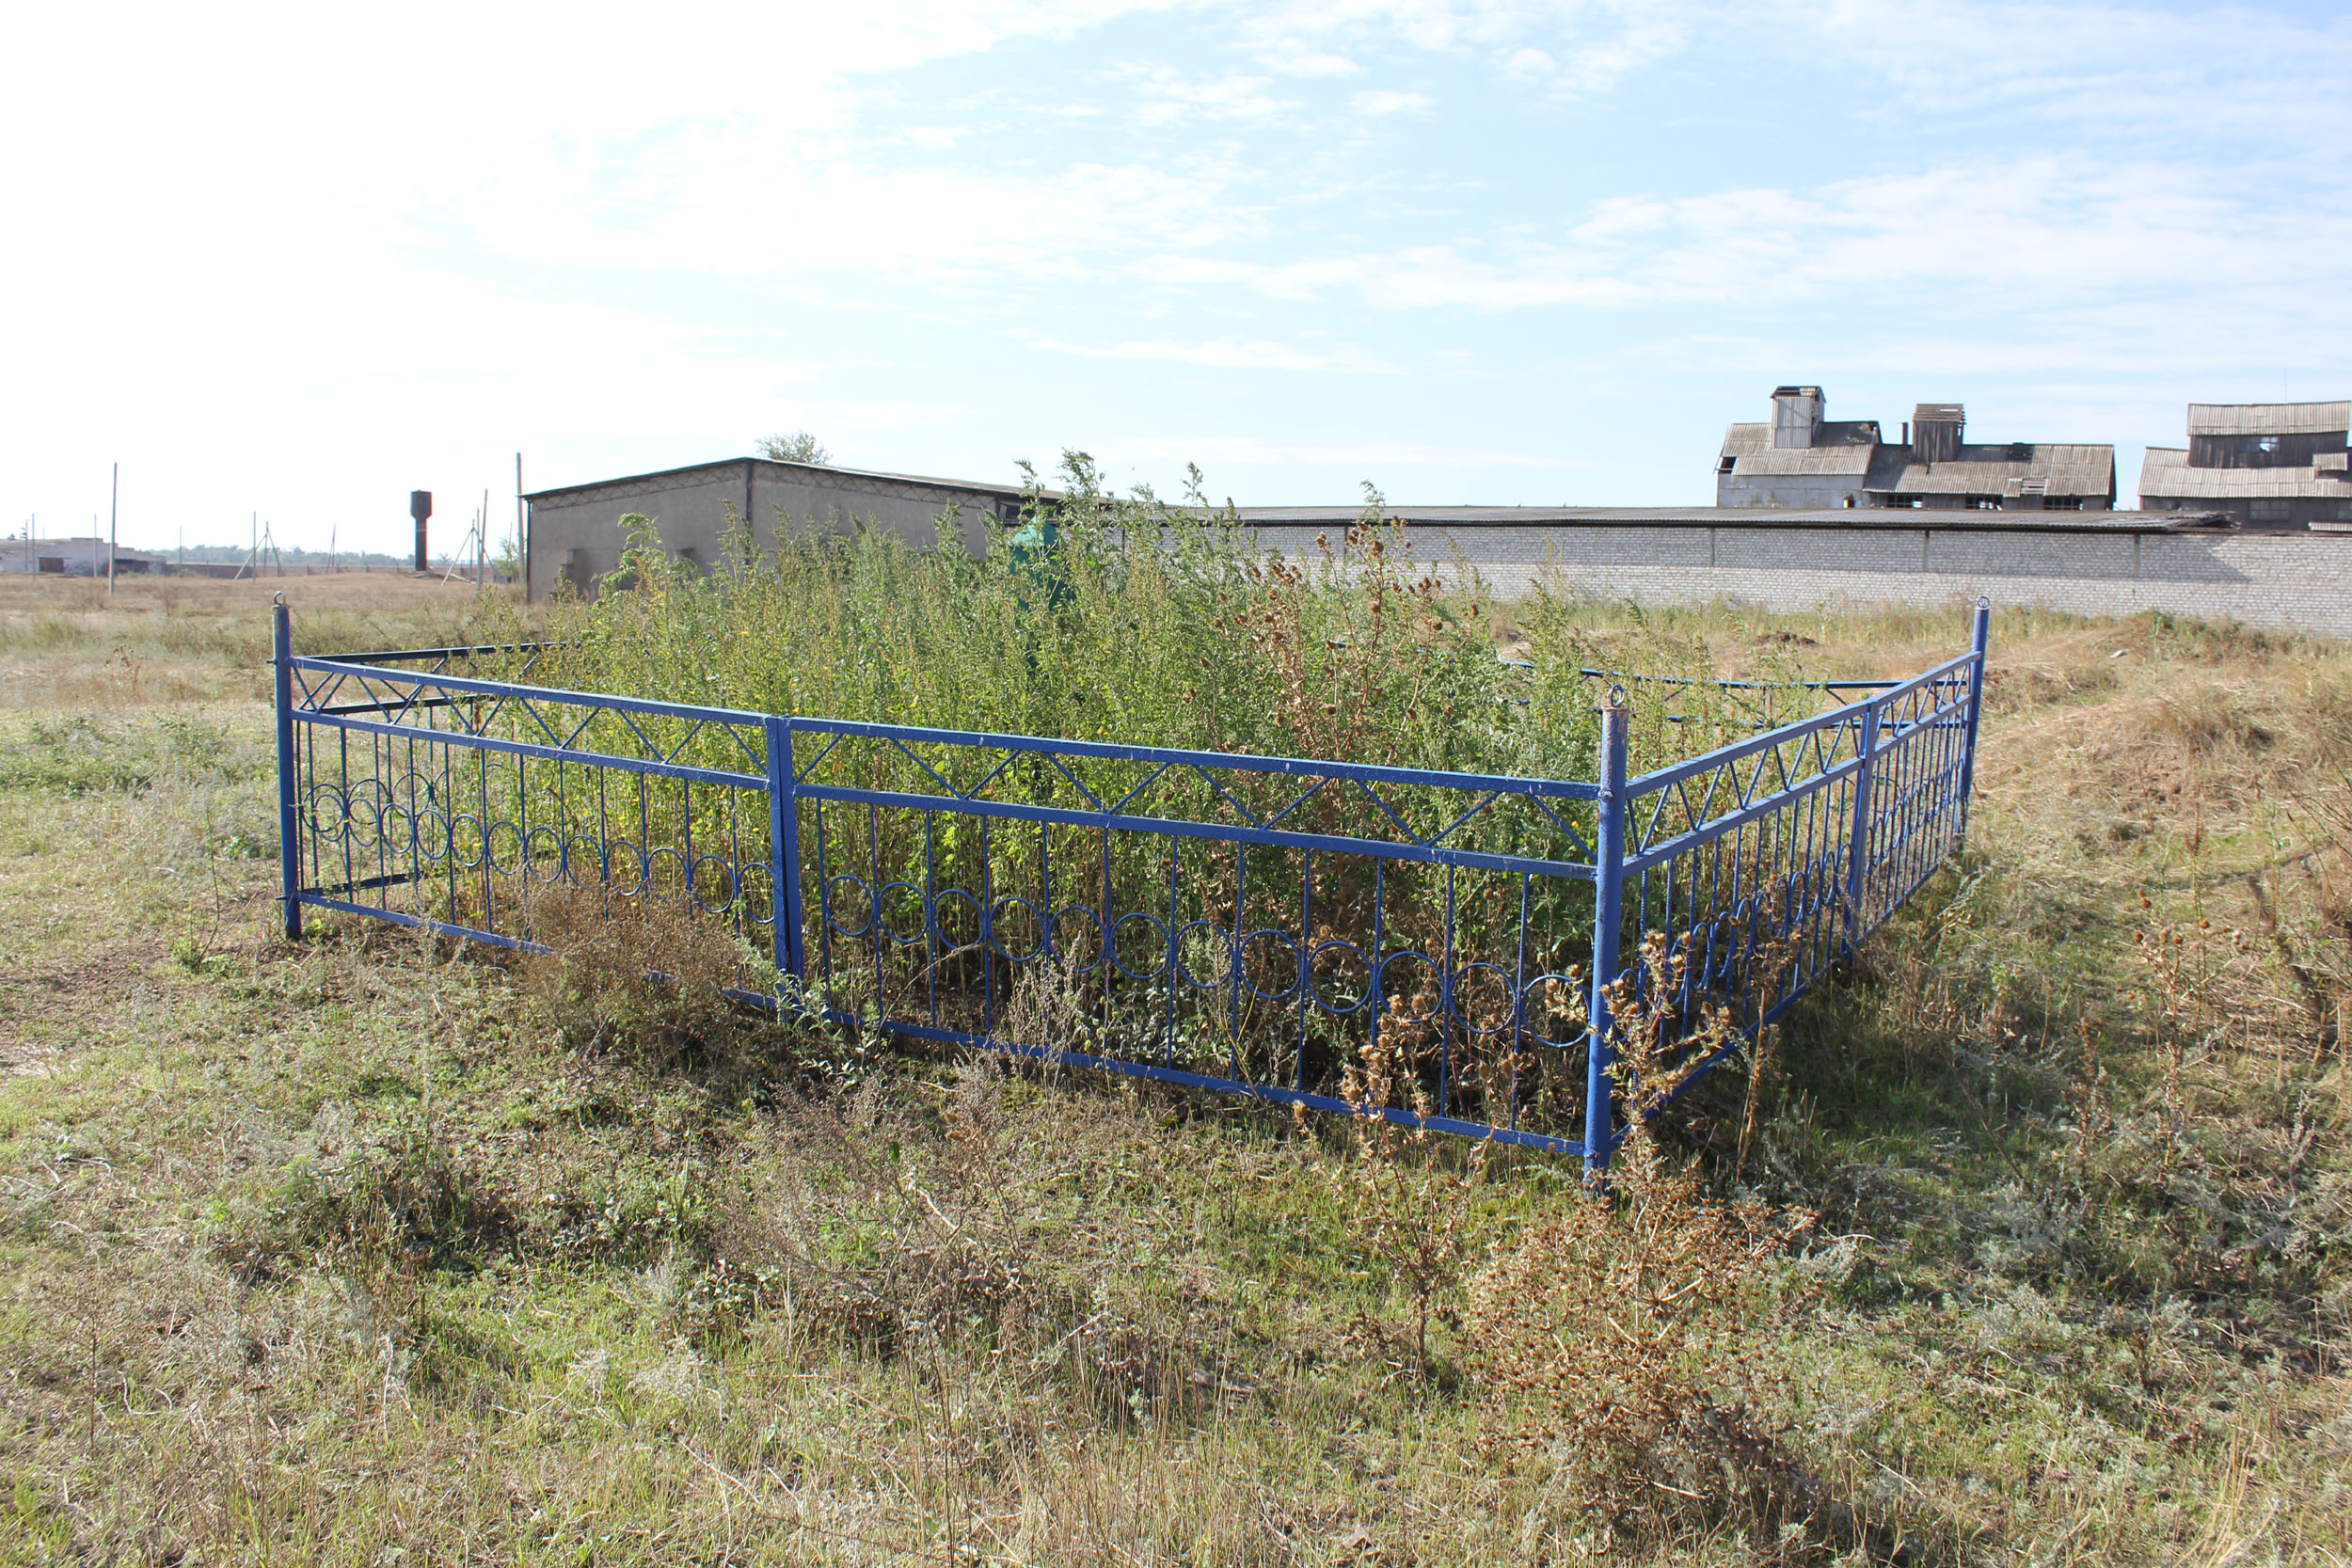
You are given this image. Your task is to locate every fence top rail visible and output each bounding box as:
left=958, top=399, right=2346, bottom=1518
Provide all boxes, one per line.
left=288, top=654, right=774, bottom=728
left=288, top=654, right=1607, bottom=801
left=310, top=641, right=561, bottom=666
left=787, top=715, right=1603, bottom=800
left=1508, top=662, right=1906, bottom=695
left=1624, top=645, right=1980, bottom=800
left=1590, top=668, right=1903, bottom=694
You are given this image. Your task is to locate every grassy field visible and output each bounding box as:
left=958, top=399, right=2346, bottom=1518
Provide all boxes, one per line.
left=1, top=569, right=2346, bottom=1565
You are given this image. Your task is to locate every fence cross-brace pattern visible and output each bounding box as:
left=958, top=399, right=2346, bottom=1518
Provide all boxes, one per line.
left=273, top=601, right=1990, bottom=1171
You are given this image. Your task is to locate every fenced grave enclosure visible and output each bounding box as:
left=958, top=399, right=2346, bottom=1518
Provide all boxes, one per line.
left=272, top=600, right=1990, bottom=1170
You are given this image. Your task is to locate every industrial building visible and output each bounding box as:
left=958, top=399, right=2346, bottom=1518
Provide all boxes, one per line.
left=522, top=456, right=1034, bottom=599
left=1716, top=387, right=2116, bottom=512
left=511, top=391, right=2350, bottom=634
left=1, top=536, right=163, bottom=576
left=2137, top=402, right=2352, bottom=531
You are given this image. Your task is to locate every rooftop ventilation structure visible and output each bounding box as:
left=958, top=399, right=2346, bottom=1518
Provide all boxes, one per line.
left=1770, top=386, right=1825, bottom=449
left=1913, top=404, right=1964, bottom=465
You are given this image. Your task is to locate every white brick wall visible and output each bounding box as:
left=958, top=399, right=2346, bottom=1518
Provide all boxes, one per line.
left=1255, top=524, right=2352, bottom=639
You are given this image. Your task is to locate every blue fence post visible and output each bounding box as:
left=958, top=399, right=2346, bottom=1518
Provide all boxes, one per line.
left=272, top=597, right=303, bottom=942
left=1841, top=697, right=1881, bottom=953
left=1953, top=596, right=1993, bottom=850
left=1583, top=694, right=1629, bottom=1177
left=764, top=715, right=806, bottom=987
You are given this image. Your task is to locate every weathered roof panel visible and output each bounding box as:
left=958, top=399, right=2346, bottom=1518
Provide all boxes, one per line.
left=1717, top=421, right=1878, bottom=475
left=2185, top=403, right=2351, bottom=437
left=1871, top=443, right=2114, bottom=499
left=2139, top=446, right=2352, bottom=499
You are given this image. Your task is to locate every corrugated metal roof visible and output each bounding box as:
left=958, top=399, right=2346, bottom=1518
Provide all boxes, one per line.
left=2185, top=402, right=2351, bottom=437
left=1718, top=421, right=1878, bottom=475
left=2138, top=447, right=2352, bottom=499
left=525, top=456, right=1038, bottom=504
left=1874, top=444, right=2114, bottom=498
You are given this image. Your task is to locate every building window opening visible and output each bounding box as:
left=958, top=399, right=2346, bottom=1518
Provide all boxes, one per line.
left=1718, top=455, right=1737, bottom=473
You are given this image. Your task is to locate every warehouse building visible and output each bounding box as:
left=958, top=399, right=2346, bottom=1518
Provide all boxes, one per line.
left=1716, top=387, right=2116, bottom=512
left=522, top=456, right=1034, bottom=599
left=516, top=408, right=2348, bottom=635
left=2137, top=402, right=2352, bottom=531
left=0, top=536, right=164, bottom=576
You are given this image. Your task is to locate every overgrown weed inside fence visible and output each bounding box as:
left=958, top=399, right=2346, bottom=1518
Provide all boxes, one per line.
left=501, top=455, right=1770, bottom=778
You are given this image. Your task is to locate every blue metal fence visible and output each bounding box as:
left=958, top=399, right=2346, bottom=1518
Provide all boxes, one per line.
left=271, top=599, right=1990, bottom=1170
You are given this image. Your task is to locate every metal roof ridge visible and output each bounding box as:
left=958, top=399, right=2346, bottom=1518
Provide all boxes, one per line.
left=525, top=455, right=1052, bottom=502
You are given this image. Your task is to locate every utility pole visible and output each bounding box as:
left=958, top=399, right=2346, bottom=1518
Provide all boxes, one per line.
left=107, top=463, right=119, bottom=594
left=516, top=451, right=526, bottom=592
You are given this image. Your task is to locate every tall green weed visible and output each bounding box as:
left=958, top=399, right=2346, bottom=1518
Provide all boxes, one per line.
left=517, top=458, right=1616, bottom=784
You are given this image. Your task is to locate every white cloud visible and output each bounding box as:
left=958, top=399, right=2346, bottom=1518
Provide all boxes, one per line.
left=1803, top=0, right=2352, bottom=143
left=1351, top=88, right=1435, bottom=115
left=1033, top=337, right=1399, bottom=372
left=1235, top=0, right=1691, bottom=95
left=1259, top=48, right=1364, bottom=76
left=1114, top=64, right=1300, bottom=125
left=1141, top=156, right=2352, bottom=332
left=1107, top=436, right=1577, bottom=467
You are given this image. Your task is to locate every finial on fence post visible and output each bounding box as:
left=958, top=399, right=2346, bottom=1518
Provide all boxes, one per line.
left=1584, top=688, right=1630, bottom=1180
left=272, top=599, right=303, bottom=942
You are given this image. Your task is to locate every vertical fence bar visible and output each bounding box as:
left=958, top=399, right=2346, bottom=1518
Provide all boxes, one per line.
left=765, top=716, right=805, bottom=985
left=1841, top=698, right=1881, bottom=952
left=272, top=598, right=303, bottom=942
left=1953, top=596, right=1992, bottom=850
left=1584, top=694, right=1629, bottom=1176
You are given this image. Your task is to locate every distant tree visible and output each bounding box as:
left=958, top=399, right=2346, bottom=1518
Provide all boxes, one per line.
left=756, top=431, right=832, bottom=466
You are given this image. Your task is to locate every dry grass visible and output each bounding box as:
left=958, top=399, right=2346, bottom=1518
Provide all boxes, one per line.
left=0, top=579, right=2347, bottom=1565
left=0, top=572, right=510, bottom=711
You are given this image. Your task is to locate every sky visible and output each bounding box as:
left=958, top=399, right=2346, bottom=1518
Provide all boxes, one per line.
left=6, top=0, right=2349, bottom=556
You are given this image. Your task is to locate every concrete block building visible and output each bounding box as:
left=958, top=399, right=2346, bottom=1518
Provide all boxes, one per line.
left=1717, top=387, right=2115, bottom=512
left=2137, top=402, right=2352, bottom=531
left=1, top=536, right=163, bottom=576
left=522, top=457, right=1033, bottom=599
